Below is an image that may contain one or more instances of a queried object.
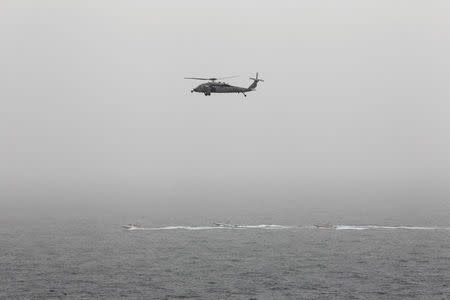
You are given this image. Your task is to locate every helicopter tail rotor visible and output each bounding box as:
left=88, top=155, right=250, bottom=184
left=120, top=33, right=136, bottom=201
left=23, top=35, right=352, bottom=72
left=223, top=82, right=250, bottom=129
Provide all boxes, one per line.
left=249, top=72, right=264, bottom=82
left=248, top=72, right=264, bottom=90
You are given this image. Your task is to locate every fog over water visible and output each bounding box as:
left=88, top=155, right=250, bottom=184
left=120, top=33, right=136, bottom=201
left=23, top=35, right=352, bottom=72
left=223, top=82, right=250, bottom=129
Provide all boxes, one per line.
left=1, top=0, right=450, bottom=225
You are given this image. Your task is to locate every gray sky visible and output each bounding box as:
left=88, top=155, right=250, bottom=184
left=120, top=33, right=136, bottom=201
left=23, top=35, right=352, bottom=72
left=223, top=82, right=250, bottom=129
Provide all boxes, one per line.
left=1, top=1, right=450, bottom=215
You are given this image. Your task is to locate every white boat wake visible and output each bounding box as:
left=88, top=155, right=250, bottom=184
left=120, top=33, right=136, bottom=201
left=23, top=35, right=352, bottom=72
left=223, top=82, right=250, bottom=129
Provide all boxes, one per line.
left=123, top=224, right=450, bottom=231
left=129, top=226, right=220, bottom=231
left=124, top=224, right=293, bottom=231
left=334, top=225, right=450, bottom=231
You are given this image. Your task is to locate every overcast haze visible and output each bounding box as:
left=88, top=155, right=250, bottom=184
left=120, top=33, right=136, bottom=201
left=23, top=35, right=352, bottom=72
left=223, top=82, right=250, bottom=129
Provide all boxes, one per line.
left=1, top=1, right=449, bottom=223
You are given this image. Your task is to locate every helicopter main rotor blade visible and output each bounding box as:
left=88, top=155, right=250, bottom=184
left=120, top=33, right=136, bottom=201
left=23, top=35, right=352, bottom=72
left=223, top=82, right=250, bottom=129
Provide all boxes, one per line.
left=184, top=77, right=210, bottom=80
left=184, top=75, right=239, bottom=81
left=215, top=75, right=239, bottom=80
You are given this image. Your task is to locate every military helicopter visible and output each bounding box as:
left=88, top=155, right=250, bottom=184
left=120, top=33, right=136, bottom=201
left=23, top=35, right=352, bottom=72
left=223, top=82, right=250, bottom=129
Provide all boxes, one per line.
left=185, top=72, right=264, bottom=97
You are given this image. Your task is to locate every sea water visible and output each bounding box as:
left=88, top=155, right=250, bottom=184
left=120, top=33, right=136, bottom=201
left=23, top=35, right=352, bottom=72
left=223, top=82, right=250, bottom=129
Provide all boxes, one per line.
left=1, top=211, right=449, bottom=300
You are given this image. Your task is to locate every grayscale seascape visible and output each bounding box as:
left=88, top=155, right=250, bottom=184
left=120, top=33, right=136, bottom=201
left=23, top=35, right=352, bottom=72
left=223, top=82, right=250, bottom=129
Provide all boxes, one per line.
left=2, top=1, right=450, bottom=299
left=1, top=204, right=449, bottom=299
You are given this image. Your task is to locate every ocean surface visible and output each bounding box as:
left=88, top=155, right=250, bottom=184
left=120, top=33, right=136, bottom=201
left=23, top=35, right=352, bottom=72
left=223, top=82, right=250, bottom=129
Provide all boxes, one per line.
left=1, top=212, right=449, bottom=299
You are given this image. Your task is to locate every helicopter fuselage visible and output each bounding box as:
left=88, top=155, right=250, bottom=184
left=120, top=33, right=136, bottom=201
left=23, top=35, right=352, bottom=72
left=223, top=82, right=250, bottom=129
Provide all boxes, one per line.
left=192, top=82, right=251, bottom=96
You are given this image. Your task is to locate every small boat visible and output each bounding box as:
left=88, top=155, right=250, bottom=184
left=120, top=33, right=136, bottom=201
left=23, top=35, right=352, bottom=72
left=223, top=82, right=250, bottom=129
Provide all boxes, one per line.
left=122, top=224, right=143, bottom=230
left=313, top=223, right=334, bottom=229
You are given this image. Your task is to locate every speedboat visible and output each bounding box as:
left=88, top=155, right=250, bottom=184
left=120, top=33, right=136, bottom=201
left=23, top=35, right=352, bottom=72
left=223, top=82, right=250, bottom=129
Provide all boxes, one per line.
left=122, top=224, right=143, bottom=230
left=313, top=223, right=334, bottom=229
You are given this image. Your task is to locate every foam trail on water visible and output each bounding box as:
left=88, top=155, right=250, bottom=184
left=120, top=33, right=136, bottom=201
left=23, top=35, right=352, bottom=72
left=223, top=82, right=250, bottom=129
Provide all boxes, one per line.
left=238, top=225, right=293, bottom=229
left=335, top=225, right=368, bottom=230
left=124, top=225, right=450, bottom=231
left=125, top=225, right=293, bottom=231
left=334, top=225, right=450, bottom=231
left=128, top=226, right=220, bottom=231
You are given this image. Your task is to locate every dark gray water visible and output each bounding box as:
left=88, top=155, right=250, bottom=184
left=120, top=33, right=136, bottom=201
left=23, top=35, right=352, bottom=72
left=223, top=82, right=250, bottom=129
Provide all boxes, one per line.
left=1, top=213, right=449, bottom=300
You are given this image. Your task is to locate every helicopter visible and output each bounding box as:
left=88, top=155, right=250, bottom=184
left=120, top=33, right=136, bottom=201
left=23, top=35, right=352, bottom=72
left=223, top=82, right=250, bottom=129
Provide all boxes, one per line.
left=185, top=72, right=264, bottom=97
